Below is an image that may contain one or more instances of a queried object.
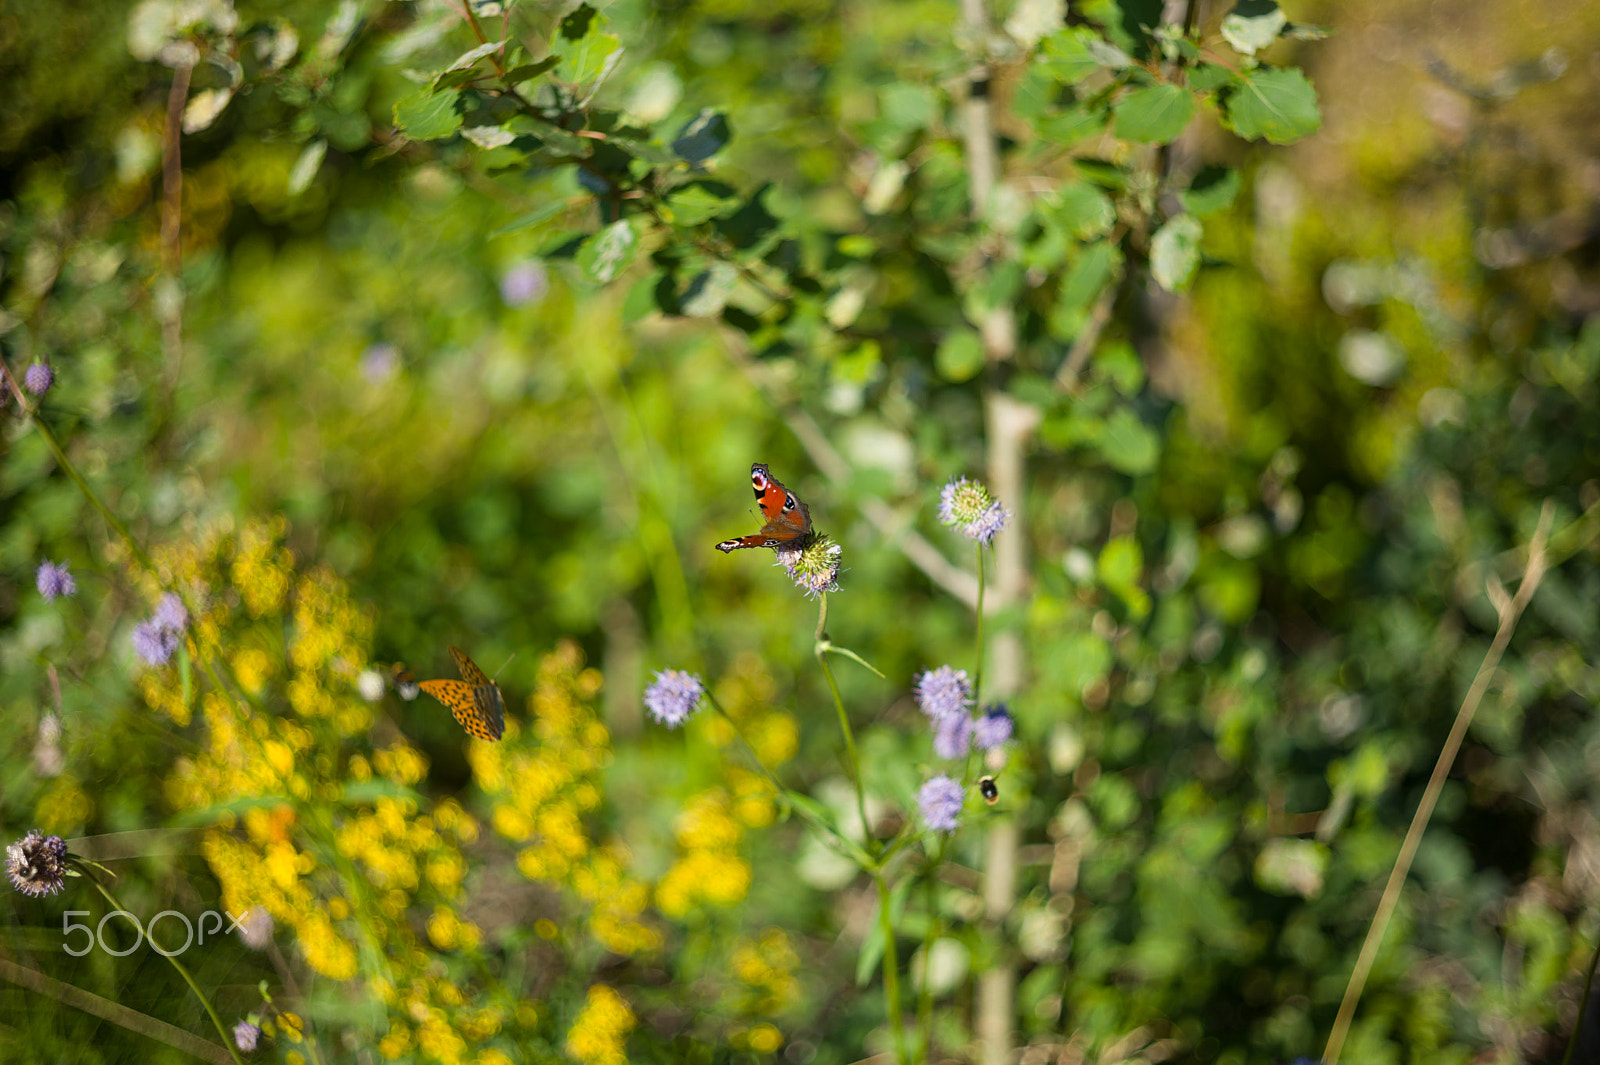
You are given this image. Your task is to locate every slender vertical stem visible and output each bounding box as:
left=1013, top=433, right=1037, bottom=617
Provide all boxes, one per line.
left=1562, top=928, right=1600, bottom=1065
left=916, top=839, right=947, bottom=1063
left=86, top=876, right=245, bottom=1065
left=816, top=642, right=870, bottom=850
left=971, top=544, right=987, bottom=707
left=875, top=871, right=910, bottom=1065
left=1324, top=502, right=1556, bottom=1064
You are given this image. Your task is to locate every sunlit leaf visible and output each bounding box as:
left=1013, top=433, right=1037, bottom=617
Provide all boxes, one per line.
left=1224, top=67, right=1321, bottom=144
left=1150, top=214, right=1202, bottom=292
left=1113, top=83, right=1194, bottom=143
left=577, top=218, right=637, bottom=283
left=393, top=88, right=461, bottom=140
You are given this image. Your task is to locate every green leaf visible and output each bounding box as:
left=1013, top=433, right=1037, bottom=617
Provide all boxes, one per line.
left=501, top=57, right=559, bottom=86
left=680, top=261, right=739, bottom=318
left=1112, top=83, right=1194, bottom=143
left=1049, top=239, right=1119, bottom=337
left=490, top=199, right=574, bottom=238
left=879, top=82, right=938, bottom=132
left=1181, top=166, right=1240, bottom=216
left=1187, top=63, right=1237, bottom=94
left=1040, top=26, right=1114, bottom=83
left=393, top=88, right=462, bottom=141
left=555, top=30, right=622, bottom=88
left=1221, top=0, right=1287, bottom=56
left=665, top=182, right=738, bottom=226
left=1150, top=214, right=1202, bottom=292
left=560, top=3, right=598, bottom=40
left=1048, top=182, right=1115, bottom=239
left=1098, top=535, right=1143, bottom=593
left=1224, top=67, right=1321, bottom=144
left=1032, top=104, right=1109, bottom=145
left=577, top=218, right=637, bottom=283
left=673, top=109, right=732, bottom=163
left=1099, top=408, right=1160, bottom=477
left=440, top=39, right=506, bottom=76
left=936, top=328, right=985, bottom=382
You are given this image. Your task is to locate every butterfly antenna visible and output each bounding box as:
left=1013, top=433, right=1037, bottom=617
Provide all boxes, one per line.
left=493, top=653, right=516, bottom=681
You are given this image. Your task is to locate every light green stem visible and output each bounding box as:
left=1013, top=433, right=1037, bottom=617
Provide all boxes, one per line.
left=87, top=875, right=245, bottom=1065
left=875, top=871, right=910, bottom=1065
left=971, top=543, right=986, bottom=708
left=815, top=594, right=871, bottom=851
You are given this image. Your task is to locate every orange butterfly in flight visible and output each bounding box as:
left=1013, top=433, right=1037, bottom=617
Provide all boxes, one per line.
left=419, top=646, right=505, bottom=741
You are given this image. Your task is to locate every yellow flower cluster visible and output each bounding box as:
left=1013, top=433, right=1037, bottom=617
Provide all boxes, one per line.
left=472, top=641, right=661, bottom=955
left=136, top=519, right=501, bottom=1064
left=730, top=928, right=801, bottom=1015
left=655, top=789, right=752, bottom=917
left=564, top=985, right=635, bottom=1065
left=654, top=655, right=796, bottom=919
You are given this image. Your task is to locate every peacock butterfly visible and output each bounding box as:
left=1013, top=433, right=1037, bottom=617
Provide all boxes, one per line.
left=715, top=463, right=814, bottom=553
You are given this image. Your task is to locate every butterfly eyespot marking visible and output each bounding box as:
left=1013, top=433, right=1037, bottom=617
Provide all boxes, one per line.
left=715, top=463, right=815, bottom=554
left=979, top=775, right=999, bottom=805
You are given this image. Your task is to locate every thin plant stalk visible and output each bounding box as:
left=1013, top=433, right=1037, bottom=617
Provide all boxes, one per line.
left=916, top=837, right=948, bottom=1064
left=1561, top=928, right=1600, bottom=1065
left=816, top=594, right=871, bottom=850
left=86, top=876, right=246, bottom=1065
left=875, top=870, right=910, bottom=1065
left=1324, top=501, right=1556, bottom=1064
left=971, top=542, right=987, bottom=708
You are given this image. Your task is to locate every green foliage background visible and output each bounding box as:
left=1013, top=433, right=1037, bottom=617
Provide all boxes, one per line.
left=2, top=0, right=1599, bottom=1063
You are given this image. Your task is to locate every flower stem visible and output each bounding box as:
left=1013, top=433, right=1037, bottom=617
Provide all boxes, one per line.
left=816, top=634, right=870, bottom=852
left=706, top=693, right=789, bottom=807
left=971, top=543, right=987, bottom=708
left=875, top=870, right=910, bottom=1065
left=86, top=876, right=245, bottom=1065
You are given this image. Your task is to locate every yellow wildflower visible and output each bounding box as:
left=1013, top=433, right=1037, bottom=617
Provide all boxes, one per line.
left=565, top=985, right=635, bottom=1065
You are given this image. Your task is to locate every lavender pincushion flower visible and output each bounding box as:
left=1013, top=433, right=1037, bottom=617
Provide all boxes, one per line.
left=132, top=592, right=190, bottom=666
left=974, top=704, right=1014, bottom=750
left=933, top=713, right=973, bottom=759
left=24, top=362, right=53, bottom=396
left=234, top=1020, right=261, bottom=1051
left=777, top=536, right=843, bottom=599
left=36, top=560, right=76, bottom=602
left=153, top=592, right=188, bottom=631
left=914, top=665, right=971, bottom=720
left=918, top=776, right=965, bottom=832
left=937, top=477, right=1010, bottom=545
left=644, top=669, right=706, bottom=728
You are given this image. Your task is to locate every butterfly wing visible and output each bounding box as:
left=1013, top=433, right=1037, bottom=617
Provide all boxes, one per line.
left=422, top=648, right=505, bottom=740
left=715, top=463, right=815, bottom=552
left=448, top=646, right=492, bottom=686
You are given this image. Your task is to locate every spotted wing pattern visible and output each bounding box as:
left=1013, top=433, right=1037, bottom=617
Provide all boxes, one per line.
left=714, top=463, right=814, bottom=552
left=419, top=646, right=505, bottom=741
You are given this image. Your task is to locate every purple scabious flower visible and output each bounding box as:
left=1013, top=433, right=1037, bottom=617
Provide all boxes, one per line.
left=499, top=260, right=549, bottom=307
left=6, top=830, right=69, bottom=897
left=777, top=535, right=843, bottom=599
left=937, top=477, right=1010, bottom=545
left=914, top=665, right=971, bottom=720
left=933, top=713, right=973, bottom=759
left=917, top=776, right=965, bottom=832
left=360, top=342, right=399, bottom=383
left=974, top=704, right=1014, bottom=750
left=153, top=592, right=188, bottom=631
left=24, top=362, right=54, bottom=396
left=132, top=619, right=181, bottom=666
left=234, top=1020, right=261, bottom=1051
left=36, top=560, right=76, bottom=602
left=644, top=669, right=706, bottom=728
left=133, top=593, right=189, bottom=666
